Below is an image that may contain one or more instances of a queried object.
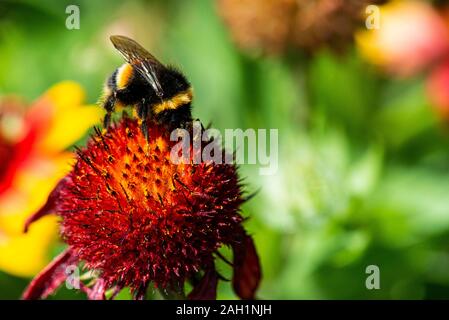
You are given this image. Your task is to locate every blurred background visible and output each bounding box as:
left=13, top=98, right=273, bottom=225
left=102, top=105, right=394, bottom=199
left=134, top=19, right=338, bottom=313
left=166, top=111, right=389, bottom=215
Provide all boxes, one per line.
left=2, top=0, right=449, bottom=299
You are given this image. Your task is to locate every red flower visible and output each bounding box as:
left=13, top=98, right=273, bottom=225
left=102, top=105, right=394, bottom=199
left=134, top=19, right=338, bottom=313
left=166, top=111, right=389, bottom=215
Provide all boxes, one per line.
left=22, top=115, right=261, bottom=300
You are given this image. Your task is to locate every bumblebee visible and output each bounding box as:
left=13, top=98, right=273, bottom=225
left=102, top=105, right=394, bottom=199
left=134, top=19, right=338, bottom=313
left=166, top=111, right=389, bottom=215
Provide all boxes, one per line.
left=101, top=35, right=193, bottom=139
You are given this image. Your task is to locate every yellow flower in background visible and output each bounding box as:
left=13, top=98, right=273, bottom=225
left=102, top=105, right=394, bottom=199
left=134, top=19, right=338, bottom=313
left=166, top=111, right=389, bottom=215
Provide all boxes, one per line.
left=356, top=0, right=449, bottom=77
left=0, top=81, right=103, bottom=277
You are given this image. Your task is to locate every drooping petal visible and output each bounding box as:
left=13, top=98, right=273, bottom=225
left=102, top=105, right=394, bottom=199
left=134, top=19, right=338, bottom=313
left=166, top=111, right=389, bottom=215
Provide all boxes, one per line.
left=22, top=248, right=77, bottom=300
left=188, top=269, right=219, bottom=300
left=232, top=234, right=261, bottom=300
left=24, top=177, right=68, bottom=233
left=82, top=278, right=107, bottom=300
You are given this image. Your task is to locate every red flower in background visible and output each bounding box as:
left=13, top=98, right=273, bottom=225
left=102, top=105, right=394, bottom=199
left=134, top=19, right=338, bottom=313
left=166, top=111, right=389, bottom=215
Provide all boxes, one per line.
left=0, top=82, right=102, bottom=277
left=356, top=0, right=449, bottom=78
left=356, top=1, right=449, bottom=121
left=23, top=116, right=261, bottom=300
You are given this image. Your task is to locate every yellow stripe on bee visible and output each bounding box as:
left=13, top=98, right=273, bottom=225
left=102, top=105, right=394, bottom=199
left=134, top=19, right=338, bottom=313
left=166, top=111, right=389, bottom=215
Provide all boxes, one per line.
left=116, top=63, right=134, bottom=89
left=98, top=84, right=124, bottom=108
left=153, top=88, right=193, bottom=115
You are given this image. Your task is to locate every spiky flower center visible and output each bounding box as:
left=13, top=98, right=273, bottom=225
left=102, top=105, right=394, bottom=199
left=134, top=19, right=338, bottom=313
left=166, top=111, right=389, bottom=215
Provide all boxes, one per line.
left=57, top=118, right=244, bottom=291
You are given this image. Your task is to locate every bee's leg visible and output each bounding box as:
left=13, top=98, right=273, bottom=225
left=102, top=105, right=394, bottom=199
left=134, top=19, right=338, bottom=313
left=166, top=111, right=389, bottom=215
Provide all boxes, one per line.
left=137, top=98, right=150, bottom=141
left=103, top=95, right=116, bottom=128
left=137, top=98, right=149, bottom=119
left=141, top=119, right=149, bottom=142
left=137, top=99, right=145, bottom=119
left=103, top=113, right=112, bottom=129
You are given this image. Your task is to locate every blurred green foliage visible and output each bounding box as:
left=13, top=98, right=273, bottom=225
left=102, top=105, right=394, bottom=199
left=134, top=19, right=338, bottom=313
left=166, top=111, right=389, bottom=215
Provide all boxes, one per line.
left=2, top=0, right=449, bottom=299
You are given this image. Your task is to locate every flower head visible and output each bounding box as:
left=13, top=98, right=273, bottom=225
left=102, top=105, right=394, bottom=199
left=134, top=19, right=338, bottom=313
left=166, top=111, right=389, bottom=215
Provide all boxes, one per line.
left=23, top=116, right=261, bottom=300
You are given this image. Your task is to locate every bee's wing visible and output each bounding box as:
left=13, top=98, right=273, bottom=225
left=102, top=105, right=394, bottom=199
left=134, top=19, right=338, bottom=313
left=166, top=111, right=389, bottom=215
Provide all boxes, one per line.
left=110, top=35, right=164, bottom=98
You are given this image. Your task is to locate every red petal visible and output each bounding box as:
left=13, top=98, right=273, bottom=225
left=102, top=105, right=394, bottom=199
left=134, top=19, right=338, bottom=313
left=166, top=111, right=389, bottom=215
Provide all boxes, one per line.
left=81, top=278, right=107, bottom=300
left=24, top=177, right=67, bottom=233
left=232, top=234, right=261, bottom=300
left=22, top=248, right=77, bottom=300
left=188, top=269, right=219, bottom=300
